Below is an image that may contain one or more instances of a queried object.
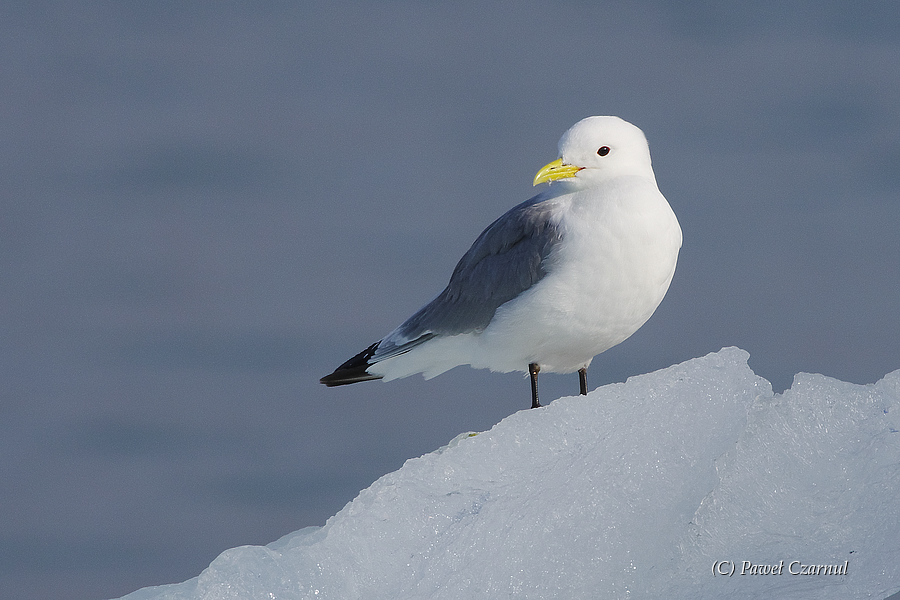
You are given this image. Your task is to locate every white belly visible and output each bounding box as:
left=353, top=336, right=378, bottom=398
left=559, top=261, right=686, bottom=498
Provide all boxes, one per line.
left=472, top=182, right=682, bottom=373
left=373, top=179, right=682, bottom=380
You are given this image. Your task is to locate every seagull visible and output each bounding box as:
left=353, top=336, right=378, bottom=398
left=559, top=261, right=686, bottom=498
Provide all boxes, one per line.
left=320, top=116, right=682, bottom=409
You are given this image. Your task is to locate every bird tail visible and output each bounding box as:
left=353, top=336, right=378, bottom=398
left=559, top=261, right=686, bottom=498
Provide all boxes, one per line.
left=319, top=341, right=384, bottom=386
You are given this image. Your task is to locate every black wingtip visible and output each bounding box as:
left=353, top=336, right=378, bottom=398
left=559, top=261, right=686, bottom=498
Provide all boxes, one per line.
left=319, top=341, right=384, bottom=387
left=319, top=370, right=383, bottom=386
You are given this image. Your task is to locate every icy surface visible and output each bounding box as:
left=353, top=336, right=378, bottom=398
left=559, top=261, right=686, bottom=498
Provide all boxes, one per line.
left=118, top=348, right=900, bottom=600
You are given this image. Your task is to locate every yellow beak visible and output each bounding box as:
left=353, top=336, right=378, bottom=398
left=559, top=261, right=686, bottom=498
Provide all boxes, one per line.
left=532, top=158, right=583, bottom=186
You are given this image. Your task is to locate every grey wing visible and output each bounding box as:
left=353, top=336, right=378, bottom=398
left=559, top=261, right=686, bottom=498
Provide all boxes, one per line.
left=372, top=194, right=562, bottom=362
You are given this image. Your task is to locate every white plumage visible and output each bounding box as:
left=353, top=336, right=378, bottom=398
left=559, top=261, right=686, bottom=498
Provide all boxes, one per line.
left=322, top=116, right=682, bottom=407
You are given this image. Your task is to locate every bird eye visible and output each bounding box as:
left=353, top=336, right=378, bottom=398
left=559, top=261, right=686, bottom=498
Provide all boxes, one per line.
left=597, top=146, right=610, bottom=156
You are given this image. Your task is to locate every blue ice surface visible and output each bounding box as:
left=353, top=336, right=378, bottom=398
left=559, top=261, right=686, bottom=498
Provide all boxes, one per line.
left=118, top=347, right=900, bottom=600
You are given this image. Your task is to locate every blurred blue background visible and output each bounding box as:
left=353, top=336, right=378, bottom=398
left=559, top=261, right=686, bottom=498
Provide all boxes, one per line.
left=2, top=2, right=898, bottom=598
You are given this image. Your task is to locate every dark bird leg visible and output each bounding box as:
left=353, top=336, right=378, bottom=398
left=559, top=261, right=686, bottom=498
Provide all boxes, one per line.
left=578, top=367, right=588, bottom=396
left=529, top=363, right=541, bottom=409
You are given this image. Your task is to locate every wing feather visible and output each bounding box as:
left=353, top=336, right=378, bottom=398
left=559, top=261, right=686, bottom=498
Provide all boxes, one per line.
left=372, top=194, right=562, bottom=360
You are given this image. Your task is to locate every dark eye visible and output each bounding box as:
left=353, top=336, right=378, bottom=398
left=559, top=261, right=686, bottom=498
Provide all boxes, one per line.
left=597, top=146, right=610, bottom=156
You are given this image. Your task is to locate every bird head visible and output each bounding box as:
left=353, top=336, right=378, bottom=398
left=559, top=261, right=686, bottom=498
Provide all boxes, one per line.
left=533, top=116, right=654, bottom=187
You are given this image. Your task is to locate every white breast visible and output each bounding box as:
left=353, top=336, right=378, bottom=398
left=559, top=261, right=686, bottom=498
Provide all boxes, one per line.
left=472, top=176, right=682, bottom=374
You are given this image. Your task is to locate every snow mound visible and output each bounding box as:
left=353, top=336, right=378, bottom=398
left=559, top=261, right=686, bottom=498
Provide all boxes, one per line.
left=118, top=348, right=900, bottom=600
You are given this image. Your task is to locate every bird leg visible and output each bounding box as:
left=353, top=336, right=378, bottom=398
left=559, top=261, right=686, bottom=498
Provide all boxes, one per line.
left=529, top=363, right=541, bottom=409
left=578, top=367, right=588, bottom=395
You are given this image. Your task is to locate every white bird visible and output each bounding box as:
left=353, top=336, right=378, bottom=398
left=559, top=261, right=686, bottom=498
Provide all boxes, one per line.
left=321, top=116, right=682, bottom=408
